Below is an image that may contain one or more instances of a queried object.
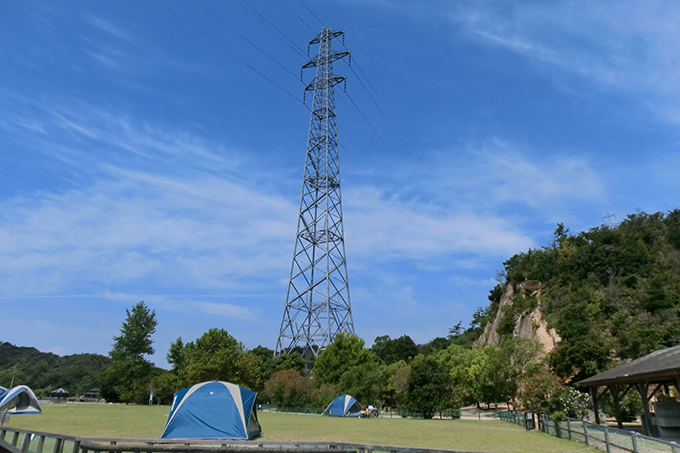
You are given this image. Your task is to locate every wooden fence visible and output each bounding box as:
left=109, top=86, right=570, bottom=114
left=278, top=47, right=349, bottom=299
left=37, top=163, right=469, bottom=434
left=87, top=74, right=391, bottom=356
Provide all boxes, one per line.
left=0, top=426, right=485, bottom=453
left=500, top=410, right=680, bottom=453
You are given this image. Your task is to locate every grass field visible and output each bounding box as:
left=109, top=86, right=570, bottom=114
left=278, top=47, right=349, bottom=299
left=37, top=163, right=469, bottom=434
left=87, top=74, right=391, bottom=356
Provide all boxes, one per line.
left=3, top=404, right=582, bottom=453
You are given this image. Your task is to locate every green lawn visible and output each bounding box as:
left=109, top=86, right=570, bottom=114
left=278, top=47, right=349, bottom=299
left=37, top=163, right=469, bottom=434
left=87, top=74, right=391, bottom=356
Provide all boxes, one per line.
left=3, top=404, right=583, bottom=453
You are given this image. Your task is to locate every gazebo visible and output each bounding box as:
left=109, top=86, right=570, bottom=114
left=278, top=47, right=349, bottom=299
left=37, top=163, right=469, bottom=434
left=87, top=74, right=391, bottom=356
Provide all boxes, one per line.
left=578, top=345, right=680, bottom=437
left=51, top=388, right=69, bottom=398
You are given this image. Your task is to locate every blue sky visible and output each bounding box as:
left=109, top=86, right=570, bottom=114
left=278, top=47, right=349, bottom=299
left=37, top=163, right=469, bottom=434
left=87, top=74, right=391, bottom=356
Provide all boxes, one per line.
left=2, top=1, right=680, bottom=367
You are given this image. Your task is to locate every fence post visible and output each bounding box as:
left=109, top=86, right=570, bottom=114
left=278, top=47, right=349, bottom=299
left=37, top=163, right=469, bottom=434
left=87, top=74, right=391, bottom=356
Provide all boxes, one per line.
left=632, top=432, right=639, bottom=453
left=20, top=433, right=31, bottom=453
left=53, top=438, right=63, bottom=453
left=584, top=422, right=589, bottom=446
left=604, top=426, right=611, bottom=453
left=567, top=419, right=572, bottom=440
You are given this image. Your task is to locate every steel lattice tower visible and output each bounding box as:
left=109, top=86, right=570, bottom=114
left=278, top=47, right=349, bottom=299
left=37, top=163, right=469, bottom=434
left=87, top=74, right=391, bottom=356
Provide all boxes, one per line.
left=275, top=28, right=353, bottom=368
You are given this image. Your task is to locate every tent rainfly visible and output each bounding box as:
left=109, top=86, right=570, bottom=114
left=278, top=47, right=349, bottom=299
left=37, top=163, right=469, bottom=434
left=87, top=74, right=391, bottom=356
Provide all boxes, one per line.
left=325, top=394, right=362, bottom=417
left=0, top=385, right=41, bottom=414
left=161, top=381, right=261, bottom=440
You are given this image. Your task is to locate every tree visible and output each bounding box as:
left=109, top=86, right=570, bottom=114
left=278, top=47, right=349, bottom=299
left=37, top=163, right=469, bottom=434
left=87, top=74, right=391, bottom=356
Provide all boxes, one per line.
left=337, top=361, right=385, bottom=405
left=381, top=360, right=409, bottom=408
left=274, top=352, right=305, bottom=374
left=99, top=301, right=157, bottom=403
left=371, top=335, right=418, bottom=365
left=180, top=328, right=262, bottom=390
left=481, top=338, right=542, bottom=408
left=251, top=346, right=277, bottom=382
left=110, top=301, right=158, bottom=361
left=261, top=369, right=313, bottom=407
left=418, top=337, right=451, bottom=356
left=403, top=354, right=454, bottom=419
left=516, top=367, right=564, bottom=414
left=313, top=333, right=375, bottom=386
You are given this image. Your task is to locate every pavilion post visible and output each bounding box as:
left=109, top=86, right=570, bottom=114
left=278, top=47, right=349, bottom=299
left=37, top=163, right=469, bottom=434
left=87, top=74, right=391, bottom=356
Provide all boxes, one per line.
left=591, top=387, right=601, bottom=425
left=611, top=385, right=624, bottom=429
left=637, top=383, right=652, bottom=436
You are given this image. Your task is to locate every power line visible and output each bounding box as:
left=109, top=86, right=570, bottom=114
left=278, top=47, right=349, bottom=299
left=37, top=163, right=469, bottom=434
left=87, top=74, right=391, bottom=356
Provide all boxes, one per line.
left=232, top=0, right=308, bottom=59
left=158, top=0, right=471, bottom=257
left=344, top=55, right=455, bottom=207
left=277, top=0, right=316, bottom=33
left=338, top=90, right=473, bottom=255
left=152, top=0, right=305, bottom=104
left=192, top=0, right=303, bottom=82
left=296, top=0, right=325, bottom=28
left=337, top=131, right=455, bottom=256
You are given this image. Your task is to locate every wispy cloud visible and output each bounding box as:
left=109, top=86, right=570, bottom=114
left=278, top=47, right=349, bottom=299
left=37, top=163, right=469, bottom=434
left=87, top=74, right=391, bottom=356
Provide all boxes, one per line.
left=423, top=137, right=607, bottom=228
left=0, top=94, right=540, bottom=300
left=448, top=0, right=680, bottom=125
left=86, top=16, right=134, bottom=42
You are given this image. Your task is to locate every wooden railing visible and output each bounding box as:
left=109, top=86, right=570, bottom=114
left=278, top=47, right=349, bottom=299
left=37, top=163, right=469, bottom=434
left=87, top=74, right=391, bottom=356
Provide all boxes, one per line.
left=0, top=427, right=486, bottom=453
left=500, top=410, right=680, bottom=453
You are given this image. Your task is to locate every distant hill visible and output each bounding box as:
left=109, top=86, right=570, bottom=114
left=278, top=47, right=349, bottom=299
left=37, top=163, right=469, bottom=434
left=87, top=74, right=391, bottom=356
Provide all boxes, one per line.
left=0, top=342, right=110, bottom=395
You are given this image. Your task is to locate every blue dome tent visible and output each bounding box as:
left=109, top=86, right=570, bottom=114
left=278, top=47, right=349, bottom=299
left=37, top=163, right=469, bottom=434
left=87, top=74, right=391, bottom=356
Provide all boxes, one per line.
left=325, top=394, right=362, bottom=417
left=161, top=381, right=261, bottom=440
left=0, top=385, right=41, bottom=414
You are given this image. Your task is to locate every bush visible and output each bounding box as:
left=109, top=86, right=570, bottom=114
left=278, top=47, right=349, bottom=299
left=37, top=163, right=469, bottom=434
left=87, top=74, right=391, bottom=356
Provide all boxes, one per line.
left=558, top=387, right=589, bottom=419
left=517, top=369, right=564, bottom=413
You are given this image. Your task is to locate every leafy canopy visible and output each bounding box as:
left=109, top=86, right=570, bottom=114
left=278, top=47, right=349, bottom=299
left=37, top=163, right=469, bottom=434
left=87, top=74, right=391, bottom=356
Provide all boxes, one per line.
left=111, top=301, right=157, bottom=360
left=313, top=332, right=375, bottom=385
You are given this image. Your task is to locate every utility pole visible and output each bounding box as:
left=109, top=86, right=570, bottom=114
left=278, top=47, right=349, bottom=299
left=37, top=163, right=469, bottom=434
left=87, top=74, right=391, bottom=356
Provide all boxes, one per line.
left=275, top=27, right=354, bottom=371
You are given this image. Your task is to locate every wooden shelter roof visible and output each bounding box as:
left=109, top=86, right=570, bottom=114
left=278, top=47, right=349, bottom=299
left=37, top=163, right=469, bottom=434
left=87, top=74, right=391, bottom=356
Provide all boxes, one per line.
left=578, top=345, right=680, bottom=387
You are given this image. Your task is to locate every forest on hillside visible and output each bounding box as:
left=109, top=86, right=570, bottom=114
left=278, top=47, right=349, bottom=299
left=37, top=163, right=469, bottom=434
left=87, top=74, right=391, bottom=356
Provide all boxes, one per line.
left=473, top=210, right=680, bottom=383
left=0, top=342, right=110, bottom=395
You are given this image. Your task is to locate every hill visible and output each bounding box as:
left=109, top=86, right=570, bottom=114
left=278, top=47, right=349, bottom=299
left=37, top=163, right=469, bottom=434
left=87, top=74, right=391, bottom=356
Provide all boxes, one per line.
left=0, top=342, right=110, bottom=395
left=471, top=210, right=680, bottom=383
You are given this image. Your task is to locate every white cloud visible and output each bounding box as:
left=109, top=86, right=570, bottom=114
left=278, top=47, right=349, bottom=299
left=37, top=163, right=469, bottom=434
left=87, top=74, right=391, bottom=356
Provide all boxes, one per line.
left=0, top=93, right=540, bottom=305
left=193, top=301, right=260, bottom=320
left=449, top=0, right=680, bottom=125
left=0, top=172, right=297, bottom=296
left=344, top=184, right=534, bottom=259
left=425, top=138, right=607, bottom=225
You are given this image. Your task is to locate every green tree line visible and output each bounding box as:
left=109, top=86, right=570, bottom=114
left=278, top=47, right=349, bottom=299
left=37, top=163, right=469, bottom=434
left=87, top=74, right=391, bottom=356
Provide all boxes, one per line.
left=0, top=342, right=110, bottom=395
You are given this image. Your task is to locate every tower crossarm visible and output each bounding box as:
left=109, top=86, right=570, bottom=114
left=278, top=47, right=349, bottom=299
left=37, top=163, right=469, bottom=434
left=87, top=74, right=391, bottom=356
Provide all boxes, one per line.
left=308, top=29, right=345, bottom=45
left=302, top=51, right=350, bottom=69
left=304, top=75, right=346, bottom=92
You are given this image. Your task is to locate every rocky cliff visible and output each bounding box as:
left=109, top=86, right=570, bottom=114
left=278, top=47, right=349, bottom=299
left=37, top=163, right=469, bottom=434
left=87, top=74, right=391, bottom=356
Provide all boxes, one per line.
left=475, top=282, right=561, bottom=354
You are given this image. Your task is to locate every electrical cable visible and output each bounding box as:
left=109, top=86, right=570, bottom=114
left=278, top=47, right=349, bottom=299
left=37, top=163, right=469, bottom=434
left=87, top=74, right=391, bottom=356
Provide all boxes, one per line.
left=296, top=0, right=325, bottom=28
left=192, top=0, right=303, bottom=82
left=338, top=130, right=456, bottom=256
left=151, top=0, right=305, bottom=105
left=232, top=0, right=308, bottom=59
left=338, top=90, right=472, bottom=255
left=345, top=54, right=459, bottom=210
left=159, top=0, right=469, bottom=257
left=277, top=0, right=316, bottom=33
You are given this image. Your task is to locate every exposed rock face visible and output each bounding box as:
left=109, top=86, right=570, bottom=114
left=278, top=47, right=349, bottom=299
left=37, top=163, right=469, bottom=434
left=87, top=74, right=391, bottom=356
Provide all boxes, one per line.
left=475, top=283, right=561, bottom=354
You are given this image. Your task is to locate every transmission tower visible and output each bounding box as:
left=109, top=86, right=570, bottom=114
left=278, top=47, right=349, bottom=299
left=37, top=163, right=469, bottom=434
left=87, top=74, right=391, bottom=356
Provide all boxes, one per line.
left=275, top=27, right=353, bottom=369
